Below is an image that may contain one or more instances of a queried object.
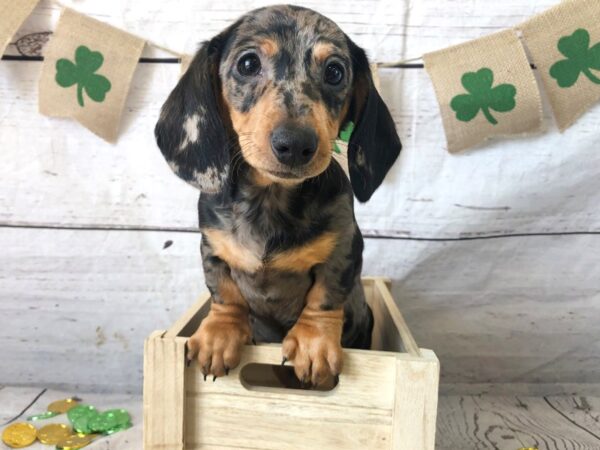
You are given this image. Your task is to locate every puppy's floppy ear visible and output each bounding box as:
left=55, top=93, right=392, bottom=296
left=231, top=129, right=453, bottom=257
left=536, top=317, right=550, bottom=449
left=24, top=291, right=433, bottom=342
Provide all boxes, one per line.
left=155, top=27, right=236, bottom=194
left=344, top=37, right=402, bottom=202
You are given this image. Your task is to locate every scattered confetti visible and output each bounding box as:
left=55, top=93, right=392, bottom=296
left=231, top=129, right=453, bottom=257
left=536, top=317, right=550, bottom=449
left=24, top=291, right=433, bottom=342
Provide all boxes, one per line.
left=1, top=397, right=132, bottom=448
left=27, top=411, right=59, bottom=421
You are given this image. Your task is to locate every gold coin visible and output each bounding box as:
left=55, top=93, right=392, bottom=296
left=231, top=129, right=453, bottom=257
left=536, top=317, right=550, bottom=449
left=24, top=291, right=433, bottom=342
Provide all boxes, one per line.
left=1, top=423, right=37, bottom=448
left=37, top=423, right=72, bottom=445
left=48, top=398, right=78, bottom=414
left=56, top=433, right=95, bottom=449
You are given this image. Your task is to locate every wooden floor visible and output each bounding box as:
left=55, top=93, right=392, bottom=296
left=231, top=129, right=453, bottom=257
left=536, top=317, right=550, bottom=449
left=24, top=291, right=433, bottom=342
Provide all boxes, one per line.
left=2, top=387, right=600, bottom=449
left=437, top=395, right=600, bottom=450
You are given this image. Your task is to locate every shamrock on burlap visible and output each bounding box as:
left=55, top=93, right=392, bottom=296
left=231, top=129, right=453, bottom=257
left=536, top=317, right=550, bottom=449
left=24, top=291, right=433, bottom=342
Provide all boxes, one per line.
left=39, top=8, right=145, bottom=142
left=450, top=68, right=517, bottom=125
left=549, top=28, right=600, bottom=88
left=519, top=0, right=600, bottom=131
left=424, top=29, right=543, bottom=153
left=56, top=45, right=112, bottom=107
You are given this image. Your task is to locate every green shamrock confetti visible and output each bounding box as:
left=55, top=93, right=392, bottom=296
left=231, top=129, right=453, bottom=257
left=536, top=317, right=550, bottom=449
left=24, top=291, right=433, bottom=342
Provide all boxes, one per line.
left=67, top=404, right=99, bottom=434
left=55, top=45, right=112, bottom=107
left=550, top=28, right=600, bottom=88
left=26, top=411, right=59, bottom=421
left=450, top=68, right=517, bottom=125
left=333, top=121, right=354, bottom=154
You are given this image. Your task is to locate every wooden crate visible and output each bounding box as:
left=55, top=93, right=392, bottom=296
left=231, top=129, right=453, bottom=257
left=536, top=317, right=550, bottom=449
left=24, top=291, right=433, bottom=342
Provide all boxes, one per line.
left=143, top=277, right=439, bottom=450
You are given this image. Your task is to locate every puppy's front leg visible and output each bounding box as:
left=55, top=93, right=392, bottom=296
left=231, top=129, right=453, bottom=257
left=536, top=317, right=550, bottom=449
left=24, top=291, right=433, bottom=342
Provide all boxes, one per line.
left=282, top=276, right=344, bottom=386
left=187, top=238, right=252, bottom=378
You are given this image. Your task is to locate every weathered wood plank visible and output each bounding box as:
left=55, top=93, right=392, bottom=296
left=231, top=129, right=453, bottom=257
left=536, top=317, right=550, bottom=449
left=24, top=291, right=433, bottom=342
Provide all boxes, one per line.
left=1, top=0, right=599, bottom=239
left=545, top=396, right=600, bottom=441
left=1, top=227, right=599, bottom=392
left=6, top=0, right=561, bottom=61
left=0, top=387, right=47, bottom=424
left=436, top=396, right=600, bottom=450
left=1, top=0, right=599, bottom=395
left=442, top=383, right=600, bottom=397
left=0, top=227, right=205, bottom=393
left=1, top=60, right=599, bottom=237
left=367, top=234, right=600, bottom=387
left=2, top=387, right=600, bottom=450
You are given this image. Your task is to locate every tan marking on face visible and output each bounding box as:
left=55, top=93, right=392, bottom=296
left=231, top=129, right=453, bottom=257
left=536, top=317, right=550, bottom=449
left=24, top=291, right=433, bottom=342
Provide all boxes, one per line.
left=222, top=45, right=348, bottom=182
left=304, top=100, right=343, bottom=176
left=226, top=86, right=281, bottom=174
left=203, top=228, right=263, bottom=273
left=259, top=38, right=279, bottom=58
left=313, top=42, right=336, bottom=63
left=270, top=232, right=338, bottom=272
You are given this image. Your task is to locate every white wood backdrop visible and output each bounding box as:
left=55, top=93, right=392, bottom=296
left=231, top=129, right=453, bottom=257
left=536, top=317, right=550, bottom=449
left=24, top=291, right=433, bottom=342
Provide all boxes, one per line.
left=1, top=0, right=599, bottom=394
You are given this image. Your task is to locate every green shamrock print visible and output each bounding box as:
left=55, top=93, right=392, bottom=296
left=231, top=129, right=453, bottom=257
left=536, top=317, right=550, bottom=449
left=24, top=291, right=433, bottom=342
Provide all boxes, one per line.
left=550, top=28, right=600, bottom=88
left=450, top=68, right=517, bottom=125
left=55, top=45, right=112, bottom=107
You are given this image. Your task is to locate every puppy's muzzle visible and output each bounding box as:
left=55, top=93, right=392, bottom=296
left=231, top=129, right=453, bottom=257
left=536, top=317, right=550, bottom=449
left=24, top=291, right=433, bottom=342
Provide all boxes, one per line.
left=270, top=123, right=318, bottom=168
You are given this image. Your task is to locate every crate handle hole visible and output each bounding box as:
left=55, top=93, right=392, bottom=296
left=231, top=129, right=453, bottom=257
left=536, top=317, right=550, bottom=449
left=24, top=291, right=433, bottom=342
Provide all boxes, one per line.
left=239, top=363, right=339, bottom=393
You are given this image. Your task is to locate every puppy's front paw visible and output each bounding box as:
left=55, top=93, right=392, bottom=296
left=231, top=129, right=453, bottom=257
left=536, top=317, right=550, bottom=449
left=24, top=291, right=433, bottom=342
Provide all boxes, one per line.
left=187, top=304, right=252, bottom=378
left=281, top=309, right=344, bottom=387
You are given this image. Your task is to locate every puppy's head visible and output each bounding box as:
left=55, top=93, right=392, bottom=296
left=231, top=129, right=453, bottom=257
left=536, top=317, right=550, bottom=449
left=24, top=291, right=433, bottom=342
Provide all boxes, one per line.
left=155, top=5, right=401, bottom=201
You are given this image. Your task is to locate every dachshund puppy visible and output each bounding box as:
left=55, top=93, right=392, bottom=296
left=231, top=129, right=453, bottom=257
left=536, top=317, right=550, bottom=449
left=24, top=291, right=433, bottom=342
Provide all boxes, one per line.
left=155, top=5, right=401, bottom=386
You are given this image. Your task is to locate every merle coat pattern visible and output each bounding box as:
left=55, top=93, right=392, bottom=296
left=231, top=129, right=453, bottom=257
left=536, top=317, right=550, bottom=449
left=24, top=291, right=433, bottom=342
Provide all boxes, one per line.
left=155, top=5, right=401, bottom=386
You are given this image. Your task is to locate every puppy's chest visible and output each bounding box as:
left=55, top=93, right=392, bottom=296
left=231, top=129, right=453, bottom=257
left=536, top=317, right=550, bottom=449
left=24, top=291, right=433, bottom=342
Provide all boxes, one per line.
left=202, top=212, right=337, bottom=274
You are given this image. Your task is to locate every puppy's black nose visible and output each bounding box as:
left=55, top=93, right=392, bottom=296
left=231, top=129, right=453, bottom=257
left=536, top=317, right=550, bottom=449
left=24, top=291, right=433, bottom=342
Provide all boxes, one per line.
left=270, top=124, right=318, bottom=167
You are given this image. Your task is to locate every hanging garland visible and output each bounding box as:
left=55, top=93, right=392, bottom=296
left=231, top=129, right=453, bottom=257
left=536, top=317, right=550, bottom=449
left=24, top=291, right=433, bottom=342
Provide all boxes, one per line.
left=0, top=0, right=598, bottom=152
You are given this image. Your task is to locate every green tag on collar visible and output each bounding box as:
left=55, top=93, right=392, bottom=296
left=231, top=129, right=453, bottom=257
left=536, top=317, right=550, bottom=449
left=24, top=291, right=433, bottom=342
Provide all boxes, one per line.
left=333, top=121, right=355, bottom=154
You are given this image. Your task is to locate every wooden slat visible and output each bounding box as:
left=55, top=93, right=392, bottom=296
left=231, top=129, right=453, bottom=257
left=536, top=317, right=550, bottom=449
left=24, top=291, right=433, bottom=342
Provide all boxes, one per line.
left=1, top=61, right=599, bottom=237
left=2, top=227, right=600, bottom=392
left=437, top=396, right=600, bottom=450
left=6, top=0, right=562, bottom=61
left=143, top=332, right=187, bottom=450
left=0, top=386, right=47, bottom=424
left=180, top=344, right=401, bottom=449
left=186, top=394, right=391, bottom=450
left=3, top=387, right=600, bottom=450
left=1, top=0, right=600, bottom=396
left=391, top=350, right=439, bottom=450
left=1, top=12, right=600, bottom=238
left=186, top=345, right=397, bottom=411
left=375, top=279, right=420, bottom=356
left=0, top=227, right=205, bottom=393
left=544, top=396, right=600, bottom=441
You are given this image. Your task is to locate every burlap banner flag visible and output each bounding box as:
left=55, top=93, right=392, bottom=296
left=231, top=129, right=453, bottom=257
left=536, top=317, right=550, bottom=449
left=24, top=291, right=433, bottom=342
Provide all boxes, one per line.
left=519, top=0, right=600, bottom=131
left=39, top=8, right=145, bottom=142
left=0, top=0, right=40, bottom=57
left=424, top=30, right=543, bottom=153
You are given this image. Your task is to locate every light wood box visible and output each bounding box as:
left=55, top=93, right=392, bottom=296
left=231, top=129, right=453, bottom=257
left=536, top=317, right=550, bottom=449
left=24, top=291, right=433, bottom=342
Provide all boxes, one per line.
left=143, top=277, right=439, bottom=450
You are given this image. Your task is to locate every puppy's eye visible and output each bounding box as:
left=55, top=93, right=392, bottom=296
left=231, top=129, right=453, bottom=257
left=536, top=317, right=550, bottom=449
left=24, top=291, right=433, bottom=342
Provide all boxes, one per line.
left=237, top=53, right=261, bottom=76
left=324, top=62, right=345, bottom=86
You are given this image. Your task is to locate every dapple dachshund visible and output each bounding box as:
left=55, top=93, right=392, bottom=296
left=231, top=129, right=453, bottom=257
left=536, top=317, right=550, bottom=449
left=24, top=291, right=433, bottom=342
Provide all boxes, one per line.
left=155, top=4, right=401, bottom=386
